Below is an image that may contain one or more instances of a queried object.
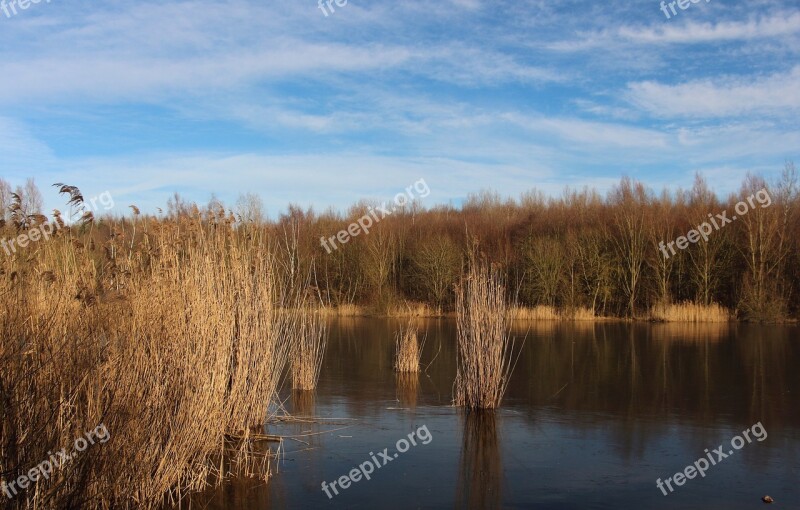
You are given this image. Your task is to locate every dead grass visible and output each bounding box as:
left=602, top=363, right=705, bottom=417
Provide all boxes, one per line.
left=290, top=312, right=327, bottom=390
left=453, top=261, right=517, bottom=410
left=0, top=205, right=297, bottom=509
left=387, top=301, right=439, bottom=318
left=509, top=305, right=559, bottom=320
left=509, top=305, right=599, bottom=321
left=318, top=303, right=364, bottom=317
left=394, top=320, right=424, bottom=373
left=649, top=302, right=733, bottom=322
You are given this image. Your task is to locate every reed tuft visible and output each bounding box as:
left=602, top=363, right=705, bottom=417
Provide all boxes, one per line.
left=290, top=312, right=327, bottom=390
left=394, top=320, right=424, bottom=373
left=454, top=261, right=517, bottom=410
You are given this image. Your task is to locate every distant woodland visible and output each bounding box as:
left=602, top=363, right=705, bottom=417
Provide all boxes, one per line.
left=1, top=164, right=798, bottom=321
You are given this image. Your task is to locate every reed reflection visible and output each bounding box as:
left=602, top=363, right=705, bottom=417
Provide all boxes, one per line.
left=455, top=411, right=502, bottom=510
left=290, top=389, right=316, bottom=418
left=395, top=372, right=419, bottom=409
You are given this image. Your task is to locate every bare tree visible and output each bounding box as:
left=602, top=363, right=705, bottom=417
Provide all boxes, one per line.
left=410, top=235, right=461, bottom=309
left=647, top=189, right=681, bottom=306
left=235, top=192, right=265, bottom=224
left=685, top=174, right=732, bottom=305
left=522, top=235, right=564, bottom=307
left=737, top=173, right=791, bottom=320
left=607, top=177, right=650, bottom=317
left=0, top=178, right=11, bottom=222
left=23, top=178, right=43, bottom=215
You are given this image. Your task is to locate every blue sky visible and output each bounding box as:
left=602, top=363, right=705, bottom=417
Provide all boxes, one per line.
left=0, top=0, right=798, bottom=216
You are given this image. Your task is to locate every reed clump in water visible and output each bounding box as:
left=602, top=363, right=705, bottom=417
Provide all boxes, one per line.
left=394, top=320, right=424, bottom=373
left=453, top=261, right=516, bottom=410
left=290, top=312, right=327, bottom=390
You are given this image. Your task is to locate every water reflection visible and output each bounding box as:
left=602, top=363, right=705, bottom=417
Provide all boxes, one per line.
left=455, top=411, right=503, bottom=510
left=190, top=319, right=800, bottom=510
left=291, top=389, right=316, bottom=417
left=395, top=372, right=419, bottom=409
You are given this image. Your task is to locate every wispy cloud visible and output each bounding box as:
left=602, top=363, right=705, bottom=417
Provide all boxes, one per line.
left=627, top=66, right=800, bottom=118
left=548, top=11, right=800, bottom=50
left=0, top=0, right=796, bottom=214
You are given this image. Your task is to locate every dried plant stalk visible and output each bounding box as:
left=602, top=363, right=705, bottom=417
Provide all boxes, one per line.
left=394, top=320, right=423, bottom=373
left=453, top=261, right=516, bottom=410
left=0, top=210, right=294, bottom=509
left=290, top=312, right=327, bottom=390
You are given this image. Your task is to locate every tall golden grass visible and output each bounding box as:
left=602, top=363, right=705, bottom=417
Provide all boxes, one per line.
left=318, top=303, right=364, bottom=317
left=509, top=305, right=559, bottom=320
left=290, top=312, right=327, bottom=390
left=0, top=202, right=301, bottom=509
left=453, top=261, right=517, bottom=410
left=649, top=302, right=732, bottom=322
left=394, top=320, right=424, bottom=373
left=509, top=305, right=598, bottom=321
left=387, top=301, right=439, bottom=318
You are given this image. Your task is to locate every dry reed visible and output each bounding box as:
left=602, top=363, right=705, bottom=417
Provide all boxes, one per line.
left=387, top=301, right=438, bottom=318
left=394, top=320, right=424, bottom=373
left=509, top=305, right=598, bottom=321
left=509, top=305, right=559, bottom=320
left=290, top=312, right=327, bottom=390
left=649, top=302, right=732, bottom=322
left=453, top=261, right=517, bottom=410
left=0, top=194, right=297, bottom=509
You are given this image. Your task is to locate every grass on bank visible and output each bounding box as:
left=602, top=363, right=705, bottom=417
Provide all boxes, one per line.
left=649, top=302, right=733, bottom=322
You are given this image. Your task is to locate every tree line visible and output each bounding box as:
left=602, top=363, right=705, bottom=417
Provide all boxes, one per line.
left=1, top=164, right=797, bottom=321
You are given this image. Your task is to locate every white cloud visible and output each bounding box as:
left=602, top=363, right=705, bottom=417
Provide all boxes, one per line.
left=548, top=11, right=800, bottom=50
left=620, top=12, right=800, bottom=44
left=627, top=66, right=800, bottom=118
left=502, top=113, right=669, bottom=149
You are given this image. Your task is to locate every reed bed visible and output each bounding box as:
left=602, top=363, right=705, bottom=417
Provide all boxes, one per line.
left=509, top=305, right=598, bottom=321
left=319, top=303, right=364, bottom=317
left=387, top=301, right=438, bottom=318
left=290, top=312, right=327, bottom=390
left=394, top=320, right=424, bottom=373
left=649, top=302, right=732, bottom=322
left=509, top=305, right=559, bottom=320
left=453, top=262, right=517, bottom=410
left=0, top=199, right=297, bottom=509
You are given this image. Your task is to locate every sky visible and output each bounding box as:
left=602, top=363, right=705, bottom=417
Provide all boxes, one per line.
left=0, top=0, right=798, bottom=217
